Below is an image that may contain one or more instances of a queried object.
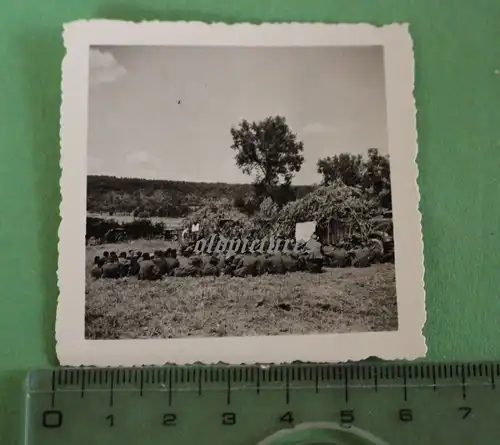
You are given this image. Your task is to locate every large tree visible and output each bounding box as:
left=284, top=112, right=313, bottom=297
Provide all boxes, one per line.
left=361, top=148, right=392, bottom=210
left=317, top=148, right=392, bottom=210
left=317, top=153, right=364, bottom=186
left=230, top=116, right=304, bottom=202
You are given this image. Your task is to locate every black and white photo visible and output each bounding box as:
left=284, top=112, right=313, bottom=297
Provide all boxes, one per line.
left=57, top=21, right=426, bottom=365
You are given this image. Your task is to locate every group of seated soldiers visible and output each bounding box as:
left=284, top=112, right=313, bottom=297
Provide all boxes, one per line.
left=90, top=247, right=327, bottom=281
left=90, top=238, right=383, bottom=281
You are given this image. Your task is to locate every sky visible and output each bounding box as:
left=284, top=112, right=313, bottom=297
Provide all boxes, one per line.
left=87, top=45, right=388, bottom=185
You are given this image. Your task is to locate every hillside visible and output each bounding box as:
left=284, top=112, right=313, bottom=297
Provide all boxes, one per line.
left=87, top=175, right=316, bottom=217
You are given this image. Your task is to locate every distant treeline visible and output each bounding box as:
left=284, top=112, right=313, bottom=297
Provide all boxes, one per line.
left=87, top=175, right=316, bottom=217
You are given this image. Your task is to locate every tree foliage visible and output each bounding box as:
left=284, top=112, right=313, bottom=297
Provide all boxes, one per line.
left=230, top=116, right=305, bottom=201
left=87, top=175, right=314, bottom=217
left=317, top=148, right=392, bottom=210
left=362, top=148, right=391, bottom=209
left=317, top=153, right=364, bottom=187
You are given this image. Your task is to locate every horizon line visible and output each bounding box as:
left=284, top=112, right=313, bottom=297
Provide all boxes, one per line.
left=87, top=174, right=321, bottom=187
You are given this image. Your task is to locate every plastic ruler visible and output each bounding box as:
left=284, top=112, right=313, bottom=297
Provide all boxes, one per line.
left=24, top=362, right=500, bottom=445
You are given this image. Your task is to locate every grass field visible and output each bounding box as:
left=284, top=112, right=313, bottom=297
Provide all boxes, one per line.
left=85, top=240, right=398, bottom=339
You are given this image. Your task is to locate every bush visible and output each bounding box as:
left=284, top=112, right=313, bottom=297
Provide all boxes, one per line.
left=86, top=216, right=166, bottom=242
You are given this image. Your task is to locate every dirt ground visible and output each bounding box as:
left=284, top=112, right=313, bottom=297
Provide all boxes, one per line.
left=85, top=240, right=398, bottom=339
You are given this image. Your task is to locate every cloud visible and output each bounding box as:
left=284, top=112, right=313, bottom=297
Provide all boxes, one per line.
left=125, top=150, right=150, bottom=165
left=89, top=48, right=127, bottom=87
left=300, top=123, right=337, bottom=135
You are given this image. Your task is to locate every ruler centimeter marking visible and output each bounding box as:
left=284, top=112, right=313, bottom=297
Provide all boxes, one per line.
left=31, top=362, right=500, bottom=406
left=25, top=362, right=500, bottom=445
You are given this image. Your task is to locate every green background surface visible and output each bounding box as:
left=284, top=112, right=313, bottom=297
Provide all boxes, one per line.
left=0, top=0, right=499, bottom=443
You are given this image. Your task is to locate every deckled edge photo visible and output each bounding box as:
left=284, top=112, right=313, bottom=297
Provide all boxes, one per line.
left=56, top=20, right=426, bottom=366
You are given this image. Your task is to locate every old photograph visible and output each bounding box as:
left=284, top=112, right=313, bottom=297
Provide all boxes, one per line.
left=57, top=21, right=426, bottom=365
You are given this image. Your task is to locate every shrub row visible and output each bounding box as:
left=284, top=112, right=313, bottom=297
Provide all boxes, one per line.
left=86, top=216, right=167, bottom=242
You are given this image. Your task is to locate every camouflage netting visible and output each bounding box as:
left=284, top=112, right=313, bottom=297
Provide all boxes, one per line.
left=184, top=198, right=248, bottom=237
left=183, top=183, right=383, bottom=244
left=184, top=198, right=276, bottom=240
left=272, top=181, right=381, bottom=241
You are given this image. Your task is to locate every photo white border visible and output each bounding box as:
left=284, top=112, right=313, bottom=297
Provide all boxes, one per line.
left=57, top=20, right=426, bottom=366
